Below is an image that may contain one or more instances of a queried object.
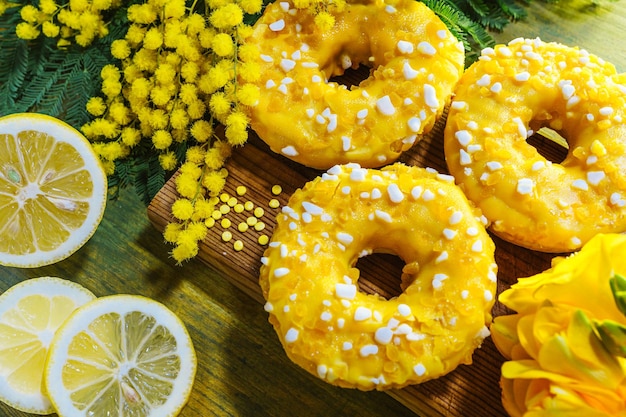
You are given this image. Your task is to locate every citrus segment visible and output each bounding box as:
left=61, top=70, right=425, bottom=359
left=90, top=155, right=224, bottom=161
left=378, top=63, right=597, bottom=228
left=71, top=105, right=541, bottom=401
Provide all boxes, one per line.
left=0, top=277, right=96, bottom=414
left=45, top=295, right=197, bottom=417
left=0, top=113, right=107, bottom=268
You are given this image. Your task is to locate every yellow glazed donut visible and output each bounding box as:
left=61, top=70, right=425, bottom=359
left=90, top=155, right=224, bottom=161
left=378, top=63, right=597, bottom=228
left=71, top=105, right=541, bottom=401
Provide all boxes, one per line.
left=244, top=0, right=465, bottom=169
left=444, top=38, right=626, bottom=253
left=259, top=163, right=497, bottom=390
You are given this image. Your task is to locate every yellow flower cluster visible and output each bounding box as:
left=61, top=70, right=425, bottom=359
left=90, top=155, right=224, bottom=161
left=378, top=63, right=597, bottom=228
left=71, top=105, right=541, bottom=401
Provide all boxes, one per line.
left=82, top=0, right=263, bottom=264
left=491, top=233, right=626, bottom=417
left=15, top=0, right=122, bottom=47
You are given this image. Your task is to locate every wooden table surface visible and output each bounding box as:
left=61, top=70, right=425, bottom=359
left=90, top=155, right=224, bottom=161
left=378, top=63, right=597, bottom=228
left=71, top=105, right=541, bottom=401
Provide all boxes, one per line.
left=2, top=1, right=626, bottom=416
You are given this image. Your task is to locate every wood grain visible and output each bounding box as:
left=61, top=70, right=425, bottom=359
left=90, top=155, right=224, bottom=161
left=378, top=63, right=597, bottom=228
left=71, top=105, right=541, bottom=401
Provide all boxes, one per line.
left=147, top=2, right=626, bottom=415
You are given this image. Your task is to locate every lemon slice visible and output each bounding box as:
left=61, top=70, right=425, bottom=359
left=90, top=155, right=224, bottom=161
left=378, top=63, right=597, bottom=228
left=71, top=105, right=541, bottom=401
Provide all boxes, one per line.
left=44, top=295, right=197, bottom=417
left=0, top=277, right=96, bottom=414
left=0, top=113, right=107, bottom=268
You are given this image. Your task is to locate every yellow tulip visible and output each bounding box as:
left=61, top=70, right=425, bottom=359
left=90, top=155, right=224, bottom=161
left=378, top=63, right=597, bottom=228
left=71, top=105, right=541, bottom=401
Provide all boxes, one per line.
left=491, top=233, right=626, bottom=416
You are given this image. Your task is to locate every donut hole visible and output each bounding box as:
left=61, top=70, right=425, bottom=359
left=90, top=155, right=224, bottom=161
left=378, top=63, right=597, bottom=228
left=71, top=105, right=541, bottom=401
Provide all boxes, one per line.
left=526, top=124, right=569, bottom=164
left=354, top=252, right=405, bottom=300
left=328, top=64, right=372, bottom=88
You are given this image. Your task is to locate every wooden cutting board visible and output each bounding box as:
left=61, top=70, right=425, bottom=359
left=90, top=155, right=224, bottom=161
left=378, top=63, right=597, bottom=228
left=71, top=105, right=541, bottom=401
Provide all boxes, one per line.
left=147, top=113, right=563, bottom=416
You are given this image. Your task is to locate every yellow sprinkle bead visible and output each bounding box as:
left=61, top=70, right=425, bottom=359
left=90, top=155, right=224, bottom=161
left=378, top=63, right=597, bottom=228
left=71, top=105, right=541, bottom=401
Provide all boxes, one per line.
left=234, top=203, right=245, bottom=213
left=220, top=193, right=230, bottom=203
left=222, top=231, right=233, bottom=242
left=258, top=234, right=269, bottom=245
left=269, top=198, right=280, bottom=209
left=254, top=222, right=266, bottom=231
left=254, top=207, right=265, bottom=218
left=271, top=184, right=282, bottom=195
left=221, top=218, right=231, bottom=229
left=233, top=240, right=244, bottom=251
left=238, top=222, right=249, bottom=232
left=236, top=185, right=247, bottom=196
left=220, top=204, right=230, bottom=214
left=227, top=196, right=238, bottom=207
left=246, top=216, right=258, bottom=226
left=244, top=201, right=254, bottom=211
left=205, top=218, right=216, bottom=228
left=211, top=210, right=223, bottom=220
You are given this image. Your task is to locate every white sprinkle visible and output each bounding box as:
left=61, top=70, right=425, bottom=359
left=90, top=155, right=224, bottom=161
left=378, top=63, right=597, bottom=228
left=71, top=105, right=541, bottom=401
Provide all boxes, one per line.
left=443, top=228, right=457, bottom=240
left=317, top=364, right=327, bottom=379
left=486, top=161, right=503, bottom=171
left=407, top=117, right=422, bottom=132
left=341, top=186, right=351, bottom=195
left=274, top=267, right=290, bottom=278
left=305, top=108, right=315, bottom=118
left=375, top=327, right=394, bottom=344
left=410, top=186, right=423, bottom=199
left=514, top=71, right=530, bottom=82
left=350, top=168, right=367, bottom=182
left=471, top=240, right=483, bottom=253
left=402, top=61, right=419, bottom=80
left=610, top=192, right=626, bottom=207
left=490, top=82, right=502, bottom=93
left=461, top=290, right=469, bottom=299
left=397, top=304, right=411, bottom=317
left=561, top=83, right=575, bottom=100
left=371, top=188, right=382, bottom=199
left=264, top=302, right=273, bottom=312
left=320, top=311, right=332, bottom=321
left=397, top=40, right=414, bottom=54
left=337, top=232, right=353, bottom=245
left=422, top=189, right=435, bottom=201
left=449, top=211, right=463, bottom=225
left=476, top=74, right=491, bottom=87
left=572, top=179, right=589, bottom=191
left=587, top=171, right=605, bottom=186
left=269, top=19, right=285, bottom=31
left=466, top=227, right=478, bottom=236
left=375, top=209, right=392, bottom=223
left=260, top=54, right=273, bottom=63
left=455, top=130, right=472, bottom=146
left=413, top=363, right=426, bottom=376
left=342, top=341, right=353, bottom=350
left=599, top=106, right=614, bottom=116
left=285, top=328, right=299, bottom=343
left=339, top=136, right=351, bottom=152
left=376, top=95, right=396, bottom=115
left=517, top=178, right=534, bottom=195
left=302, top=201, right=323, bottom=215
left=513, top=117, right=527, bottom=138
left=531, top=161, right=545, bottom=171
left=336, top=283, right=357, bottom=299
left=435, top=251, right=448, bottom=263
left=484, top=290, right=493, bottom=302
left=387, top=183, right=404, bottom=203
left=459, top=149, right=472, bottom=165
left=417, top=41, right=436, bottom=56
left=281, top=145, right=298, bottom=156
left=360, top=344, right=379, bottom=357
left=277, top=84, right=288, bottom=94
left=311, top=75, right=322, bottom=83
left=571, top=236, right=582, bottom=246
left=432, top=273, right=448, bottom=290
left=423, top=84, right=438, bottom=108
left=326, top=114, right=338, bottom=132
left=451, top=101, right=467, bottom=110
left=265, top=80, right=276, bottom=89
left=357, top=109, right=368, bottom=119
left=354, top=306, right=372, bottom=321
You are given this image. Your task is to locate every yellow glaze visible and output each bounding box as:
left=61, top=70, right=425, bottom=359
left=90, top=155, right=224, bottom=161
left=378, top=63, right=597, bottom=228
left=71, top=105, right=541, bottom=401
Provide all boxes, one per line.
left=444, top=38, right=626, bottom=253
left=244, top=0, right=465, bottom=169
left=259, top=163, right=497, bottom=390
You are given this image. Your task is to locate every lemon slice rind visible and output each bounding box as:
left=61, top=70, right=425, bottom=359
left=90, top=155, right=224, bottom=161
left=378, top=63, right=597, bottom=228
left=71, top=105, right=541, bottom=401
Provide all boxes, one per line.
left=44, top=294, right=197, bottom=417
left=0, top=113, right=107, bottom=268
left=0, top=277, right=96, bottom=414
